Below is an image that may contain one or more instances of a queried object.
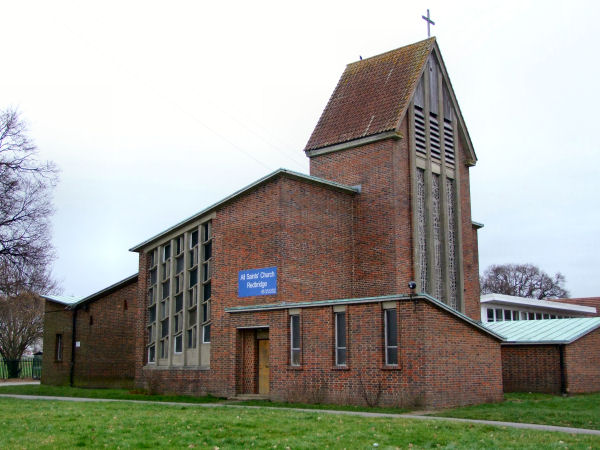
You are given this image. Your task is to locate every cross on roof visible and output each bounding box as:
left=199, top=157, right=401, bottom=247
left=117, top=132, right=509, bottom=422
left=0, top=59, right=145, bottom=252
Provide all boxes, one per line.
left=422, top=9, right=435, bottom=37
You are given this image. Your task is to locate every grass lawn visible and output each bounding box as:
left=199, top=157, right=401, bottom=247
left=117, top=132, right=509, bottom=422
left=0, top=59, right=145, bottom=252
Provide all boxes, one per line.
left=432, top=392, right=600, bottom=430
left=233, top=398, right=411, bottom=415
left=0, top=384, right=222, bottom=404
left=2, top=385, right=600, bottom=431
left=1, top=397, right=599, bottom=449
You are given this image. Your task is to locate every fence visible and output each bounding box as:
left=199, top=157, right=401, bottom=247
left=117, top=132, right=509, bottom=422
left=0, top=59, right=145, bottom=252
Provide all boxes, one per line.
left=0, top=357, right=42, bottom=380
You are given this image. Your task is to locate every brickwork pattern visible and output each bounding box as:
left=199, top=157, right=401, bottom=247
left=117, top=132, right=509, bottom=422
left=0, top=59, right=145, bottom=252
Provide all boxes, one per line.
left=227, top=299, right=502, bottom=408
left=564, top=329, right=600, bottom=393
left=309, top=137, right=413, bottom=299
left=41, top=301, right=73, bottom=385
left=73, top=280, right=138, bottom=388
left=500, top=345, right=562, bottom=393
left=456, top=140, right=480, bottom=320
left=42, top=279, right=138, bottom=388
left=135, top=175, right=356, bottom=397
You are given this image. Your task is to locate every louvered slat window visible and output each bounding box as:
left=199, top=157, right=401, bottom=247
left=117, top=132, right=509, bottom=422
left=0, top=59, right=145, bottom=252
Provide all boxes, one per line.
left=429, top=114, right=441, bottom=160
left=414, top=106, right=426, bottom=156
left=444, top=119, right=454, bottom=165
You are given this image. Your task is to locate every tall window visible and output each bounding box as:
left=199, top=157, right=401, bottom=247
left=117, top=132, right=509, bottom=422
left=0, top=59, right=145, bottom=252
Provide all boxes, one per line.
left=384, top=309, right=398, bottom=365
left=335, top=311, right=347, bottom=366
left=173, top=235, right=184, bottom=354
left=290, top=314, right=300, bottom=366
left=147, top=248, right=158, bottom=363
left=413, top=53, right=461, bottom=311
left=201, top=221, right=212, bottom=341
left=202, top=323, right=211, bottom=343
left=55, top=334, right=63, bottom=361
left=146, top=220, right=212, bottom=367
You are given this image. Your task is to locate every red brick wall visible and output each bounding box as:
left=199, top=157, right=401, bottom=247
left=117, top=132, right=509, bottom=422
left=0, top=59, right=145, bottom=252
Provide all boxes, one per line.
left=134, top=174, right=356, bottom=396
left=309, top=131, right=413, bottom=299
left=565, top=329, right=600, bottom=393
left=228, top=298, right=502, bottom=409
left=309, top=123, right=480, bottom=318
left=456, top=140, right=480, bottom=320
left=500, top=345, right=562, bottom=393
left=42, top=279, right=138, bottom=388
left=134, top=252, right=149, bottom=384
left=42, top=301, right=73, bottom=385
left=72, top=280, right=138, bottom=388
left=419, top=301, right=502, bottom=406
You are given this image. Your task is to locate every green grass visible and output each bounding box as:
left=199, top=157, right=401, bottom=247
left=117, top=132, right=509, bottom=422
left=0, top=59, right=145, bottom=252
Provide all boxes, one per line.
left=232, top=398, right=410, bottom=414
left=432, top=392, right=600, bottom=430
left=0, top=384, right=223, bottom=404
left=0, top=397, right=598, bottom=449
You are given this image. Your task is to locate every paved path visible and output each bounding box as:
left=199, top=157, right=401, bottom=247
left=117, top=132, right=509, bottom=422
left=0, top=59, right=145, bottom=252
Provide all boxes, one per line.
left=0, top=393, right=599, bottom=436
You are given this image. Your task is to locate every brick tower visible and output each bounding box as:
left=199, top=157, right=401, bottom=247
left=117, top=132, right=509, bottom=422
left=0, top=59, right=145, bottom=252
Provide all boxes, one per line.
left=305, top=38, right=481, bottom=319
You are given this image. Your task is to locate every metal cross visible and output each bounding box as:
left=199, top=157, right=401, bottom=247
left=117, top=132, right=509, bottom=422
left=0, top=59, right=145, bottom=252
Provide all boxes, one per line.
left=422, top=9, right=435, bottom=37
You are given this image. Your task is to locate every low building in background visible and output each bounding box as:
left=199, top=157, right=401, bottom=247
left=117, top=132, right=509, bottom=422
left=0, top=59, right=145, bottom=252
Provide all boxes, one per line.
left=480, top=293, right=597, bottom=323
left=41, top=275, right=138, bottom=389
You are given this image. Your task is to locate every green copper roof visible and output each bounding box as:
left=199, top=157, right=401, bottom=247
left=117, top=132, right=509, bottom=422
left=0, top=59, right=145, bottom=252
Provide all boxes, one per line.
left=485, top=318, right=600, bottom=344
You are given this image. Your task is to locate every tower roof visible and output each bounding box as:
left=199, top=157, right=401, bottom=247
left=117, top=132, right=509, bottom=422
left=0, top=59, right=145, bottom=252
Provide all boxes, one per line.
left=304, top=38, right=476, bottom=162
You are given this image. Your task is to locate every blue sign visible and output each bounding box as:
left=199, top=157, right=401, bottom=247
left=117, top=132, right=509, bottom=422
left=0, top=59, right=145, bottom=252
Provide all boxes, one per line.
left=238, top=266, right=277, bottom=297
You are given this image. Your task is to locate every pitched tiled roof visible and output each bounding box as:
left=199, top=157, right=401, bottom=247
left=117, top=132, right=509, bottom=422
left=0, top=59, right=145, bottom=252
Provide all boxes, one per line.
left=305, top=38, right=435, bottom=152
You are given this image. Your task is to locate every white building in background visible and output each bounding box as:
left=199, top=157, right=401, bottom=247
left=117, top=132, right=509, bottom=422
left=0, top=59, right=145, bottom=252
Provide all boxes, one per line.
left=480, top=294, right=597, bottom=323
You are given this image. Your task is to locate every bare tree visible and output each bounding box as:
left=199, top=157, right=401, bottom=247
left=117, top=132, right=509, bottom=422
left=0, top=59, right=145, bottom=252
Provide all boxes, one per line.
left=480, top=263, right=569, bottom=300
left=0, top=291, right=44, bottom=377
left=0, top=107, right=58, bottom=296
left=0, top=108, right=58, bottom=376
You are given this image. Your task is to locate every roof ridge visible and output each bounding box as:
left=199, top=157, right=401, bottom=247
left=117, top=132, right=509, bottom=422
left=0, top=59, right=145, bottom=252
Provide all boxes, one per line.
left=346, top=37, right=436, bottom=67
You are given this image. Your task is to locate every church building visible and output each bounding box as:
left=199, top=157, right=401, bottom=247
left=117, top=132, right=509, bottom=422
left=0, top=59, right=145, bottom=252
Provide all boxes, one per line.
left=48, top=38, right=492, bottom=407
left=126, top=38, right=505, bottom=408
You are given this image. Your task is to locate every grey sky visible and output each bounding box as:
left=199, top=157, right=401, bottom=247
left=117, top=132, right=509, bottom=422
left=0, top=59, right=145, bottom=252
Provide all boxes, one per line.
left=2, top=1, right=598, bottom=298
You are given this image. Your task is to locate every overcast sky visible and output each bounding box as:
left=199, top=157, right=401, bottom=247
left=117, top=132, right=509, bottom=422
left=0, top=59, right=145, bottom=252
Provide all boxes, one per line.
left=2, top=1, right=598, bottom=298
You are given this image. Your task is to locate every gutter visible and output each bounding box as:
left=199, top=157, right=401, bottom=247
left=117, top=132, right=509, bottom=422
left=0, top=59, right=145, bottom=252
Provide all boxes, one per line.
left=559, top=344, right=567, bottom=394
left=69, top=308, right=78, bottom=387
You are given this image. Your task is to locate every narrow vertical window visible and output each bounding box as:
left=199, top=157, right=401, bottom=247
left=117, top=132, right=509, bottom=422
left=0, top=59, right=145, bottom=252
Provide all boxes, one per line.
left=55, top=334, right=63, bottom=361
left=384, top=309, right=398, bottom=365
left=290, top=314, right=300, bottom=366
left=335, top=311, right=347, bottom=366
left=148, top=345, right=156, bottom=363
left=202, top=323, right=211, bottom=343
left=495, top=308, right=503, bottom=321
left=174, top=334, right=183, bottom=353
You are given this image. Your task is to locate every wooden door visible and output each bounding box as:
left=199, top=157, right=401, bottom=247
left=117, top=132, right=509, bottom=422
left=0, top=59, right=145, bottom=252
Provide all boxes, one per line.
left=258, top=339, right=269, bottom=395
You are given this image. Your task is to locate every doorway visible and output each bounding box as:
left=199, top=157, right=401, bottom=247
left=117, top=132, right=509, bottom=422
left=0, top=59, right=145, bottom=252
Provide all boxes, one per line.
left=257, top=337, right=269, bottom=395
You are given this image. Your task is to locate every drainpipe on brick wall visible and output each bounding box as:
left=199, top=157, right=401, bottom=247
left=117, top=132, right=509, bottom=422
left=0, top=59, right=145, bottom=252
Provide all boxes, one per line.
left=558, top=344, right=567, bottom=394
left=69, top=308, right=78, bottom=387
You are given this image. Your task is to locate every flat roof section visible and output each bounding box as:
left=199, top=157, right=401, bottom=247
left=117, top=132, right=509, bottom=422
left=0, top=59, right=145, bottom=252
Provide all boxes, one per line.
left=481, top=293, right=596, bottom=314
